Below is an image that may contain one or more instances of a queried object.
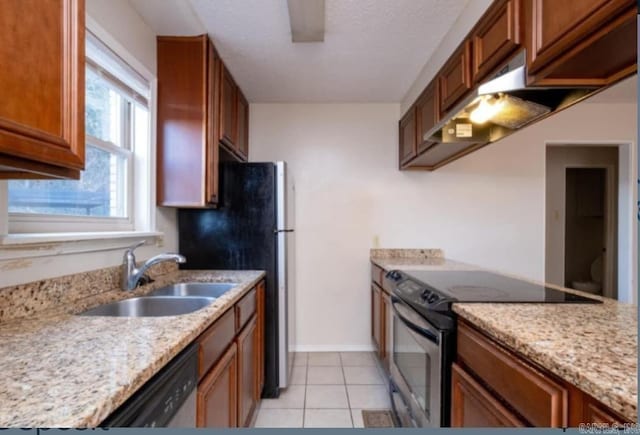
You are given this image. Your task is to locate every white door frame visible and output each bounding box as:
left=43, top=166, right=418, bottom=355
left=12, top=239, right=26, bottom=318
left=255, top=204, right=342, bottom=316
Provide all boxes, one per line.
left=545, top=141, right=637, bottom=304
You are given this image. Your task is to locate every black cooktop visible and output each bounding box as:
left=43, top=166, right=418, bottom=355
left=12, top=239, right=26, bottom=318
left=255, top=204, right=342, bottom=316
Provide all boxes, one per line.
left=395, top=270, right=602, bottom=309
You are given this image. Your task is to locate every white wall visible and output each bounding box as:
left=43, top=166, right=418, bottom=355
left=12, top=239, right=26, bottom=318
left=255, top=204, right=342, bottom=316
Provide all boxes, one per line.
left=250, top=100, right=637, bottom=350
left=0, top=0, right=179, bottom=288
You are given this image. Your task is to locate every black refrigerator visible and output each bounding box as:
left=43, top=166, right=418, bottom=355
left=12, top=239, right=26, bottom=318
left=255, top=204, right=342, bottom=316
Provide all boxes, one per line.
left=177, top=161, right=294, bottom=398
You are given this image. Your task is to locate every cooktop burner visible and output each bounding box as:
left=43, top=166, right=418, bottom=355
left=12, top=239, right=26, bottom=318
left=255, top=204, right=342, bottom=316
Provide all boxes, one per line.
left=401, top=270, right=602, bottom=304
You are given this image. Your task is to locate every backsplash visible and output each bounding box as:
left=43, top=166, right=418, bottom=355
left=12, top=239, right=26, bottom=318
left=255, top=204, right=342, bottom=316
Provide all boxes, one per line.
left=0, top=262, right=178, bottom=323
left=370, top=248, right=444, bottom=259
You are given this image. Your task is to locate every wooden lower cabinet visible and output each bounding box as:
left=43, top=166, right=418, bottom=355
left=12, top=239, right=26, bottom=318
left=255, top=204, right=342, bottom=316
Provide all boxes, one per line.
left=197, top=342, right=238, bottom=428
left=451, top=363, right=526, bottom=427
left=256, top=281, right=265, bottom=399
left=237, top=314, right=259, bottom=427
left=454, top=320, right=631, bottom=427
left=371, top=284, right=383, bottom=357
left=196, top=281, right=265, bottom=428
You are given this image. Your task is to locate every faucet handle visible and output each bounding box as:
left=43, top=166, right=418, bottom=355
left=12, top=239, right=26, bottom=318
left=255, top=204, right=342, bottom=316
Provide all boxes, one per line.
left=125, top=240, right=146, bottom=254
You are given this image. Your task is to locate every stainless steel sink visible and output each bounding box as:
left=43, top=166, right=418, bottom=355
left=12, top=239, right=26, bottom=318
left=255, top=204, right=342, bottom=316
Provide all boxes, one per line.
left=148, top=282, right=239, bottom=298
left=79, top=296, right=215, bottom=317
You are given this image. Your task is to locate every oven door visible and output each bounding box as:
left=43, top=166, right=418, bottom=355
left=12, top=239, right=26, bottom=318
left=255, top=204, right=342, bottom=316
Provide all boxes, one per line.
left=389, top=297, right=443, bottom=427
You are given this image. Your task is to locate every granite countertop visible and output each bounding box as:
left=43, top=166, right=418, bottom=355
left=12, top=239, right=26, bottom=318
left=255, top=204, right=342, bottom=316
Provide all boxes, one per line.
left=0, top=269, right=265, bottom=427
left=371, top=252, right=637, bottom=422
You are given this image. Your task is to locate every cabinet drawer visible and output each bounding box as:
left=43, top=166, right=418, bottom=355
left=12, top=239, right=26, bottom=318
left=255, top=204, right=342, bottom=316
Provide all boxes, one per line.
left=236, top=288, right=257, bottom=332
left=198, top=308, right=236, bottom=380
left=371, top=264, right=384, bottom=287
left=457, top=322, right=568, bottom=427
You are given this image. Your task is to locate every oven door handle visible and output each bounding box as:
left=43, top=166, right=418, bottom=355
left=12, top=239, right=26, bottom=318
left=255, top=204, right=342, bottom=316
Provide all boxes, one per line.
left=391, top=297, right=440, bottom=344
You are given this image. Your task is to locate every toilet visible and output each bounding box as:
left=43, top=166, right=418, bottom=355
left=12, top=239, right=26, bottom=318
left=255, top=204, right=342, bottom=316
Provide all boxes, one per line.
left=571, top=254, right=603, bottom=294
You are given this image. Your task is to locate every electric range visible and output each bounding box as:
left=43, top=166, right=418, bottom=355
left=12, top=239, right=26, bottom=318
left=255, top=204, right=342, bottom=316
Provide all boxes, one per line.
left=385, top=269, right=601, bottom=428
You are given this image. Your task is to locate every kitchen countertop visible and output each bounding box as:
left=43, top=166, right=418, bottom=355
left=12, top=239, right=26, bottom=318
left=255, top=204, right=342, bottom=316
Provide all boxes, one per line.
left=371, top=253, right=638, bottom=422
left=0, top=269, right=265, bottom=427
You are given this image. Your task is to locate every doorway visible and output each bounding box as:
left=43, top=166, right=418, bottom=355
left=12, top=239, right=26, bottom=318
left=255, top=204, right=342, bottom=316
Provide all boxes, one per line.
left=563, top=167, right=616, bottom=296
left=545, top=145, right=622, bottom=299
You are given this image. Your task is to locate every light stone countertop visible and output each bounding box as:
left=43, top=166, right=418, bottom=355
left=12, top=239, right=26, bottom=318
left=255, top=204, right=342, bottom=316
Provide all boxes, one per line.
left=371, top=254, right=638, bottom=422
left=0, top=269, right=265, bottom=428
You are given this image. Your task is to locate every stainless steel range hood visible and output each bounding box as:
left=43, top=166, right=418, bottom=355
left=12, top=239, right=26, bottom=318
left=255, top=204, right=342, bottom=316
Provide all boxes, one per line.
left=420, top=51, right=598, bottom=167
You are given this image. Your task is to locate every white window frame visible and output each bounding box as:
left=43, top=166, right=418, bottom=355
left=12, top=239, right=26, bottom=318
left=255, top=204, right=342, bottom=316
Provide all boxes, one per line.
left=3, top=17, right=158, bottom=240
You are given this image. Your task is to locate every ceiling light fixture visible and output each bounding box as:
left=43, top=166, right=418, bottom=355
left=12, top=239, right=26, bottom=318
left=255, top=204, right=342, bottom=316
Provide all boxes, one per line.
left=287, top=0, right=325, bottom=43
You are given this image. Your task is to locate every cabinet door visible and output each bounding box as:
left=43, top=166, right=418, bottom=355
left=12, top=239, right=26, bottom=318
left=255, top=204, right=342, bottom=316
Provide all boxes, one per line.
left=197, top=342, right=238, bottom=428
left=399, top=108, right=417, bottom=166
left=219, top=64, right=237, bottom=149
left=255, top=281, right=265, bottom=400
left=438, top=41, right=472, bottom=115
left=415, top=83, right=439, bottom=154
left=380, top=290, right=391, bottom=370
left=472, top=0, right=522, bottom=83
left=0, top=0, right=84, bottom=179
left=237, top=315, right=258, bottom=427
left=236, top=90, right=249, bottom=161
left=451, top=363, right=526, bottom=427
left=527, top=0, right=632, bottom=75
left=582, top=396, right=627, bottom=424
left=157, top=35, right=209, bottom=207
left=371, top=284, right=382, bottom=356
left=205, top=41, right=220, bottom=204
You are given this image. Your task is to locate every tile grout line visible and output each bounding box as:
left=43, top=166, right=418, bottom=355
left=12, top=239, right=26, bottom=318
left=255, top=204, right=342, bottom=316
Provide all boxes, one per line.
left=339, top=352, right=356, bottom=428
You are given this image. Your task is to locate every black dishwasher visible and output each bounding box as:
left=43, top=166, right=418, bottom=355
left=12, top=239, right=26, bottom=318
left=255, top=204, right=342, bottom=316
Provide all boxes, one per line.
left=102, top=343, right=198, bottom=427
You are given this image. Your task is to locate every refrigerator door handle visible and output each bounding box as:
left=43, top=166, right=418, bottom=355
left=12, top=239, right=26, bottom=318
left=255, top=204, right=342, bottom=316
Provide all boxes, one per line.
left=274, top=229, right=295, bottom=233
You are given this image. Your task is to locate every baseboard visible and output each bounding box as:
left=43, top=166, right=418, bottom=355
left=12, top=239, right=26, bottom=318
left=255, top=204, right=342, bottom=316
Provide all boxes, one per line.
left=292, top=344, right=375, bottom=352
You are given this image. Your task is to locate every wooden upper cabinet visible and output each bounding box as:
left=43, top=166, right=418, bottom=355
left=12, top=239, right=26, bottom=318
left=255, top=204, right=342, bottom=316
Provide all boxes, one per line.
left=0, top=0, right=85, bottom=179
left=157, top=35, right=219, bottom=207
left=526, top=0, right=636, bottom=85
left=438, top=41, right=472, bottom=115
left=399, top=107, right=417, bottom=166
left=219, top=63, right=237, bottom=151
left=236, top=89, right=249, bottom=160
left=472, top=0, right=522, bottom=83
left=415, top=83, right=439, bottom=154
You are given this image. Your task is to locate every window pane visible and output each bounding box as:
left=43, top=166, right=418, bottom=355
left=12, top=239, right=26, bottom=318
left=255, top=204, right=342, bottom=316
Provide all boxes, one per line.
left=86, top=67, right=124, bottom=146
left=8, top=146, right=127, bottom=218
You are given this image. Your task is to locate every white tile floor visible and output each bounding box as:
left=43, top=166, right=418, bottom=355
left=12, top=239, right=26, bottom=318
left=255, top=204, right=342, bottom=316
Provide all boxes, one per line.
left=254, top=351, right=392, bottom=428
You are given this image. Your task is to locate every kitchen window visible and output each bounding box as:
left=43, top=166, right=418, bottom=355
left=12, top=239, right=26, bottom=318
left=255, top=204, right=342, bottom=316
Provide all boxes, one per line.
left=6, top=30, right=153, bottom=234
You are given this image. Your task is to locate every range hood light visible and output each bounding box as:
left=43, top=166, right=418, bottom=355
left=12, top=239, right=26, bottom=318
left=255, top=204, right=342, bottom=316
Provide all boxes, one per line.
left=469, top=96, right=504, bottom=124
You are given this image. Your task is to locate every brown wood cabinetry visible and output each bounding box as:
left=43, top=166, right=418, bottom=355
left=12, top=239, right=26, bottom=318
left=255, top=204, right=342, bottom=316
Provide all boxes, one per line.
left=219, top=63, right=237, bottom=150
left=454, top=319, right=631, bottom=427
left=157, top=34, right=249, bottom=207
left=236, top=90, right=249, bottom=160
left=197, top=281, right=265, bottom=428
left=371, top=265, right=391, bottom=369
left=256, top=281, right=266, bottom=399
left=471, top=0, right=522, bottom=83
left=237, top=315, right=259, bottom=427
left=0, top=0, right=85, bottom=179
left=371, top=284, right=382, bottom=356
left=197, top=342, right=238, bottom=428
left=157, top=35, right=219, bottom=207
left=415, top=83, right=439, bottom=155
left=438, top=41, right=472, bottom=115
left=451, top=363, right=526, bottom=427
left=399, top=108, right=417, bottom=166
left=526, top=0, right=635, bottom=84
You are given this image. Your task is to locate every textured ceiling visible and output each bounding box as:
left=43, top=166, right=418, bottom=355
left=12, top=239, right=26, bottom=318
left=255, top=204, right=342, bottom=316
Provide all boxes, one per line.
left=130, top=0, right=470, bottom=102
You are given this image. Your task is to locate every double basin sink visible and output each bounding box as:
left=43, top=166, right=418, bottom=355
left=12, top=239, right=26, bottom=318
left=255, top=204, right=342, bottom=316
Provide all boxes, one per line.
left=79, top=283, right=238, bottom=318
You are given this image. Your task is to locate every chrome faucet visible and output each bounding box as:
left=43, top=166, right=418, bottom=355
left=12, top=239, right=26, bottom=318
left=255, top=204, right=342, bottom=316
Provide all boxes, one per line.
left=121, top=241, right=186, bottom=291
